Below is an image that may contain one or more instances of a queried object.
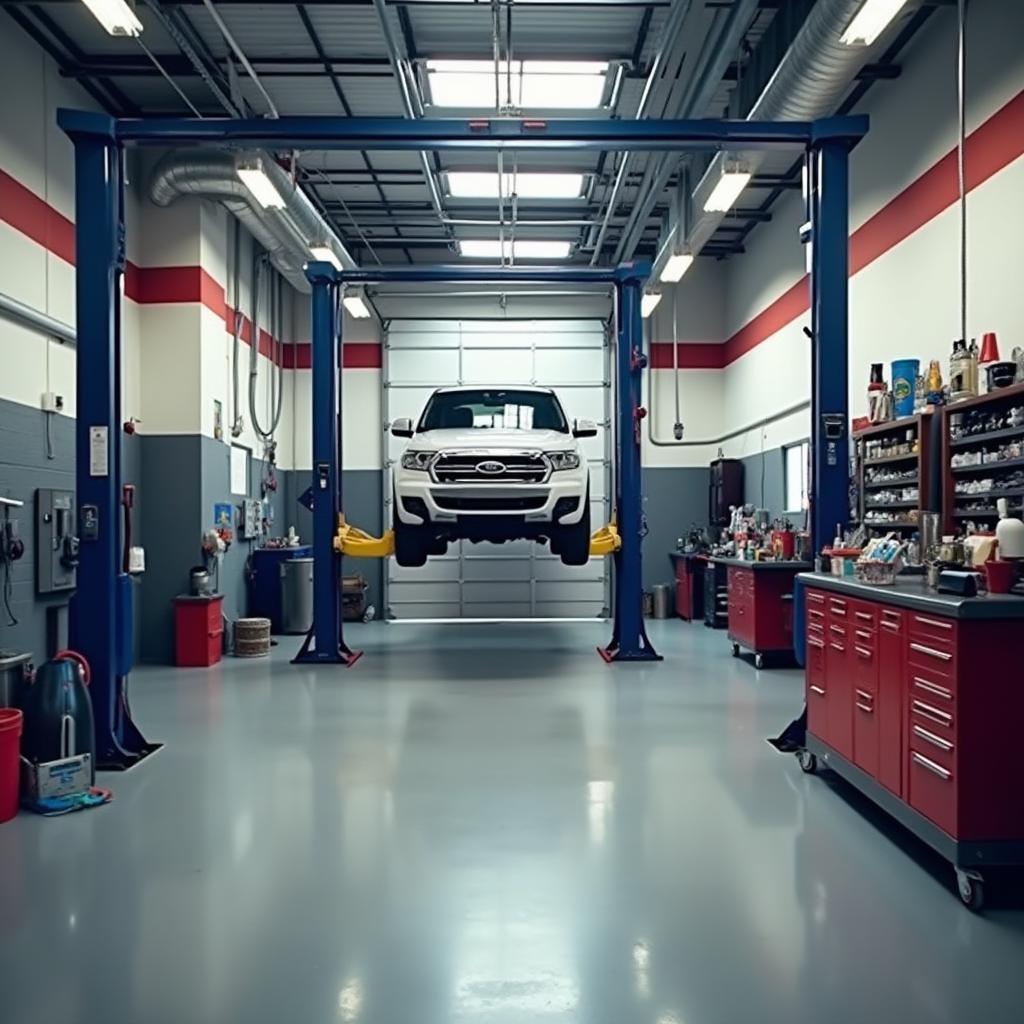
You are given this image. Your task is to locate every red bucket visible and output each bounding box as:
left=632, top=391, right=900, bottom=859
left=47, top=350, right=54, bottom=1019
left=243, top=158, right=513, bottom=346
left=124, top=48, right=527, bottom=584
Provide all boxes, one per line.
left=0, top=708, right=23, bottom=824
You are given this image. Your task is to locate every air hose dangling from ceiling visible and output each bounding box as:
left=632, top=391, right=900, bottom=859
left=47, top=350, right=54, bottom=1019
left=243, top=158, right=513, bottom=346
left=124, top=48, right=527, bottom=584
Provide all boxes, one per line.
left=230, top=218, right=244, bottom=438
left=249, top=249, right=285, bottom=446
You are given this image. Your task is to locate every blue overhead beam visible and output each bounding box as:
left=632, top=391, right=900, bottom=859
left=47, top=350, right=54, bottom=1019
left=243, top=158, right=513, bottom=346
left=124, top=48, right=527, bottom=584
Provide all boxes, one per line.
left=58, top=109, right=868, bottom=152
left=335, top=264, right=639, bottom=285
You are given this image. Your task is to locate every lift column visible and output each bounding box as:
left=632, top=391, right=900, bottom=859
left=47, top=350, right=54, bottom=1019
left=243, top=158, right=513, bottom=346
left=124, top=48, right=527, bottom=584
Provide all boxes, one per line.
left=293, top=262, right=360, bottom=666
left=809, top=136, right=851, bottom=551
left=60, top=110, right=154, bottom=766
left=601, top=265, right=661, bottom=663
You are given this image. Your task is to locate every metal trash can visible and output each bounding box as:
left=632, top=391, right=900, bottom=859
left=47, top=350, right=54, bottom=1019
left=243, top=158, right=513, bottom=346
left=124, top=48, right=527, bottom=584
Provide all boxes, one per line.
left=280, top=557, right=314, bottom=634
left=652, top=583, right=672, bottom=619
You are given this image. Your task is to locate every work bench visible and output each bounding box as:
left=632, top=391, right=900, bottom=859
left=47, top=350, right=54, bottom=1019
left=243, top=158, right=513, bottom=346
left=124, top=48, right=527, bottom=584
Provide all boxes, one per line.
left=713, top=557, right=811, bottom=668
left=799, top=572, right=1024, bottom=910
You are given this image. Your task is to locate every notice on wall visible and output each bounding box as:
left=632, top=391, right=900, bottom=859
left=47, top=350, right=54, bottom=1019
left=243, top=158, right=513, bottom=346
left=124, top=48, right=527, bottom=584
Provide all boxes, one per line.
left=89, top=426, right=109, bottom=477
left=230, top=444, right=249, bottom=496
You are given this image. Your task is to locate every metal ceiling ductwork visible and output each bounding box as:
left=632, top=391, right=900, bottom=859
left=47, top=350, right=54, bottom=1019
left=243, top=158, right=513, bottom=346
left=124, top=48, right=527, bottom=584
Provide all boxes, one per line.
left=651, top=0, right=922, bottom=276
left=149, top=150, right=357, bottom=292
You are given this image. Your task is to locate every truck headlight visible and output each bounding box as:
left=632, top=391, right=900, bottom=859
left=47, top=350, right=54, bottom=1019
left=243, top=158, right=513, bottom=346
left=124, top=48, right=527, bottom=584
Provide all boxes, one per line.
left=547, top=451, right=581, bottom=471
left=401, top=451, right=433, bottom=471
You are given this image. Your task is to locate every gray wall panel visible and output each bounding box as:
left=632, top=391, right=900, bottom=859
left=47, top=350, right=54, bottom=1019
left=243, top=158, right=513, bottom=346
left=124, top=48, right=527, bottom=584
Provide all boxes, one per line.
left=641, top=466, right=710, bottom=592
left=742, top=449, right=786, bottom=521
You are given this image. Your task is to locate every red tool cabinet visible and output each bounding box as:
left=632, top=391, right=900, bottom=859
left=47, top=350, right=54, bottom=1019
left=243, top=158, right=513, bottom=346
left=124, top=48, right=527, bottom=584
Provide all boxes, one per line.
left=717, top=558, right=810, bottom=668
left=174, top=594, right=225, bottom=667
left=670, top=553, right=706, bottom=622
left=802, top=575, right=1024, bottom=910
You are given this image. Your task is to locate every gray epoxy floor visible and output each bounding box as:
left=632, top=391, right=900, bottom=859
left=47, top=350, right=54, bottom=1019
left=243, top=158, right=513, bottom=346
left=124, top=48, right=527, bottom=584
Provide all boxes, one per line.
left=2, top=619, right=1023, bottom=1024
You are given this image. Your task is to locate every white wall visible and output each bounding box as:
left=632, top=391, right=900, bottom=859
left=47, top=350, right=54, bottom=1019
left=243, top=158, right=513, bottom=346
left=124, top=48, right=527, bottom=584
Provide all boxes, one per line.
left=721, top=0, right=1024, bottom=459
left=0, top=21, right=142, bottom=423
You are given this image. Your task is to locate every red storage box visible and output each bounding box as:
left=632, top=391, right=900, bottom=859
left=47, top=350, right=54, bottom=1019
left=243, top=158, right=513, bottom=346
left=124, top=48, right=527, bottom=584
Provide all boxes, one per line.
left=174, top=595, right=224, bottom=667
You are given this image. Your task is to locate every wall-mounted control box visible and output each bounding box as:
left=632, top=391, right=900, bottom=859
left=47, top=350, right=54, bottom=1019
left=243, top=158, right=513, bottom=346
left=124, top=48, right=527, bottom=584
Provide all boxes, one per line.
left=36, top=489, right=78, bottom=593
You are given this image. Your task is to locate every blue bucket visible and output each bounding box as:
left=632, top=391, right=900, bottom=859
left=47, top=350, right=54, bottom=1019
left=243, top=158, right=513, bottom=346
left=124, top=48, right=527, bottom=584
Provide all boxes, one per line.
left=891, top=359, right=919, bottom=417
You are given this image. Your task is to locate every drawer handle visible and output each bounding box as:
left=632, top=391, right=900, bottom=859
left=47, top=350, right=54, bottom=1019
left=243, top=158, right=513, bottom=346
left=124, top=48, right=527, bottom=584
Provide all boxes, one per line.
left=855, top=646, right=872, bottom=659
left=807, top=636, right=825, bottom=649
left=830, top=624, right=846, bottom=635
left=831, top=598, right=847, bottom=607
left=808, top=609, right=824, bottom=620
left=880, top=621, right=900, bottom=633
left=913, top=725, right=954, bottom=753
left=914, top=615, right=953, bottom=631
left=855, top=688, right=873, bottom=702
left=855, top=611, right=873, bottom=622
left=855, top=629, right=872, bottom=641
left=910, top=642, right=952, bottom=663
left=830, top=642, right=845, bottom=653
left=912, top=677, right=953, bottom=701
left=831, top=607, right=847, bottom=617
left=807, top=593, right=825, bottom=605
left=810, top=684, right=826, bottom=695
left=856, top=701, right=873, bottom=713
left=911, top=751, right=952, bottom=781
left=913, top=699, right=953, bottom=726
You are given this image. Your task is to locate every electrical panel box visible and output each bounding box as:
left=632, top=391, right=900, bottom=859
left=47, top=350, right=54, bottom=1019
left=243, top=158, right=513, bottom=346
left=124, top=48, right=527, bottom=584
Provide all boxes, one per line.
left=241, top=499, right=265, bottom=540
left=36, top=489, right=78, bottom=593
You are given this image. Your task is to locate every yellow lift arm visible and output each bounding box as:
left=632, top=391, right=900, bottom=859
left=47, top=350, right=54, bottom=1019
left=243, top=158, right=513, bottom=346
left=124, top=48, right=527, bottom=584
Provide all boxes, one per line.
left=333, top=515, right=621, bottom=559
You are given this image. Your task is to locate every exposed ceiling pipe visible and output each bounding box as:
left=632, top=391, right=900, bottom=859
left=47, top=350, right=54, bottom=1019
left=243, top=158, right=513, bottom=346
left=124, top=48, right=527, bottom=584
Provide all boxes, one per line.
left=614, top=0, right=760, bottom=264
left=371, top=0, right=450, bottom=235
left=587, top=0, right=693, bottom=264
left=0, top=290, right=76, bottom=346
left=150, top=150, right=358, bottom=293
left=200, top=0, right=279, bottom=117
left=648, top=0, right=923, bottom=278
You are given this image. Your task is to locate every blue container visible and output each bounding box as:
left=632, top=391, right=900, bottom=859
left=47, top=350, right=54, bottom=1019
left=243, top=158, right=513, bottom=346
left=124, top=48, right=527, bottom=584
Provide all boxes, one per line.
left=891, top=358, right=919, bottom=417
left=249, top=546, right=312, bottom=631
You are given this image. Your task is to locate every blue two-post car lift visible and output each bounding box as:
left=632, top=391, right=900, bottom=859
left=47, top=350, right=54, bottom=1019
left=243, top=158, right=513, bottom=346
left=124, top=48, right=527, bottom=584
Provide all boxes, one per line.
left=57, top=108, right=866, bottom=766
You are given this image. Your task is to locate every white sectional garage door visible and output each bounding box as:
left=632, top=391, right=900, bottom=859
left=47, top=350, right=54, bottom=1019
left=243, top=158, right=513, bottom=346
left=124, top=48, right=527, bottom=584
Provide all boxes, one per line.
left=383, top=319, right=611, bottom=620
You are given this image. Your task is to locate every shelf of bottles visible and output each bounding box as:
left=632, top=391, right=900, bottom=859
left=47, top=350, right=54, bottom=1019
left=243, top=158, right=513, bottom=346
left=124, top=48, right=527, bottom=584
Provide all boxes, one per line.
left=942, top=381, right=1024, bottom=533
left=853, top=414, right=934, bottom=536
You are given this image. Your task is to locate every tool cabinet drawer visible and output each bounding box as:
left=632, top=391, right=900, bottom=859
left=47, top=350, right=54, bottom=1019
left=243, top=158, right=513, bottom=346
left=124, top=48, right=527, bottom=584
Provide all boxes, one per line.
left=907, top=748, right=957, bottom=836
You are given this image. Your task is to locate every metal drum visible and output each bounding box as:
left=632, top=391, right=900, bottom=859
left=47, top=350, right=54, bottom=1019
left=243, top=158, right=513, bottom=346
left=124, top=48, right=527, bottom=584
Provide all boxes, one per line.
left=652, top=583, right=672, bottom=619
left=235, top=618, right=271, bottom=658
left=280, top=558, right=314, bottom=634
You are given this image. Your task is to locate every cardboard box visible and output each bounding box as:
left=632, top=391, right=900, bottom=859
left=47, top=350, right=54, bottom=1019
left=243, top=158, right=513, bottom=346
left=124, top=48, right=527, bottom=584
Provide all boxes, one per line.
left=21, top=754, right=92, bottom=802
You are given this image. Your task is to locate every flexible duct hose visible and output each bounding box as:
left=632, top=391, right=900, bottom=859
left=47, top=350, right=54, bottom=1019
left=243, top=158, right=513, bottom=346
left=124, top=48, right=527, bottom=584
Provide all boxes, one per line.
left=249, top=255, right=285, bottom=441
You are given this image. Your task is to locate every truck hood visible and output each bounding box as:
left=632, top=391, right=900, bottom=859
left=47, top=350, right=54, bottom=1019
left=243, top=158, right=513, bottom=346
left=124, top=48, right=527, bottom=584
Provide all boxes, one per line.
left=413, top=428, right=574, bottom=451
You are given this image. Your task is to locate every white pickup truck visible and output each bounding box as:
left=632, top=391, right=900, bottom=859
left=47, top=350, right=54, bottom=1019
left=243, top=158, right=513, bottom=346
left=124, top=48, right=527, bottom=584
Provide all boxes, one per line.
left=390, top=386, right=596, bottom=567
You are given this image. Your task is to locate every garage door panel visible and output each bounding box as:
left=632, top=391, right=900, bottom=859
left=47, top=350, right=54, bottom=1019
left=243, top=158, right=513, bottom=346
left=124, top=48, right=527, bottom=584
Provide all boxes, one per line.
left=535, top=347, right=604, bottom=386
left=387, top=349, right=460, bottom=385
left=389, top=557, right=461, bottom=583
left=461, top=349, right=533, bottom=384
left=461, top=557, right=534, bottom=582
left=385, top=319, right=609, bottom=619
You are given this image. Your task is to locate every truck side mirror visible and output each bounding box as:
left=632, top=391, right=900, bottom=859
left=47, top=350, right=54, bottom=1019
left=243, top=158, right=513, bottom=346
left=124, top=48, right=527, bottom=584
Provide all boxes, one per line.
left=573, top=418, right=598, bottom=438
left=391, top=417, right=414, bottom=438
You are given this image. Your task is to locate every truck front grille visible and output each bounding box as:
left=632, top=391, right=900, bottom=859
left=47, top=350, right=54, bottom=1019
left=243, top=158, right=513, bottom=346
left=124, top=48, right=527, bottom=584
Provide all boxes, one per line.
left=431, top=451, right=550, bottom=484
left=433, top=495, right=547, bottom=512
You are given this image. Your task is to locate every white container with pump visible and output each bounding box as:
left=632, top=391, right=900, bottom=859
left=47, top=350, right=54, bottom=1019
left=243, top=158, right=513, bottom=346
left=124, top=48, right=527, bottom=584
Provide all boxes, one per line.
left=995, top=498, right=1024, bottom=559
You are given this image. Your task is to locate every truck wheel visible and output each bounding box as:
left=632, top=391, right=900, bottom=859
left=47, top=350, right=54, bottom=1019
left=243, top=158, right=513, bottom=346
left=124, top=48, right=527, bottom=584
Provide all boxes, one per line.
left=557, top=494, right=591, bottom=566
left=393, top=508, right=427, bottom=567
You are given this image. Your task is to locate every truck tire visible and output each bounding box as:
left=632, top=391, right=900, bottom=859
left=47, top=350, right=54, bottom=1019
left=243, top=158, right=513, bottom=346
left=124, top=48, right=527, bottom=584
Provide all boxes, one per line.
left=557, top=493, right=591, bottom=566
left=393, top=507, right=428, bottom=567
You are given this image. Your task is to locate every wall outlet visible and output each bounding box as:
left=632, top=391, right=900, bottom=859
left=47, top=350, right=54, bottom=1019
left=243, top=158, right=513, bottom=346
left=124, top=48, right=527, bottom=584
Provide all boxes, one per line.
left=41, top=392, right=64, bottom=413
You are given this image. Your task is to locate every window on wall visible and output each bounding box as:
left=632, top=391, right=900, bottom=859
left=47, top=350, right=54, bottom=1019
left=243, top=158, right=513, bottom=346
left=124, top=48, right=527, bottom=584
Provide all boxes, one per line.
left=784, top=441, right=810, bottom=514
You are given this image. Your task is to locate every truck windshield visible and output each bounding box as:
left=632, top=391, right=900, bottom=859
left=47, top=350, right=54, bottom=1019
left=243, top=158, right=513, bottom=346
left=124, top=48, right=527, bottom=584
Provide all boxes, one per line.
left=418, top=389, right=569, bottom=433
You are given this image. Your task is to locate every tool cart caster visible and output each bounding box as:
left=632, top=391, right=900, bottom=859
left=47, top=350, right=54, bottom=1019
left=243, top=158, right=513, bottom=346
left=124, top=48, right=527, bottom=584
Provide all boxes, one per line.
left=754, top=652, right=765, bottom=670
left=956, top=869, right=985, bottom=912
left=797, top=749, right=818, bottom=774
left=731, top=642, right=740, bottom=657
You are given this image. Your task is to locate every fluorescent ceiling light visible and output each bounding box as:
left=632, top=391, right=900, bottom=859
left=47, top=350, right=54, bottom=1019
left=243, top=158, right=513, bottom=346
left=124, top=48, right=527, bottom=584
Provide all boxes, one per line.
left=703, top=164, right=752, bottom=214
left=237, top=161, right=286, bottom=210
left=840, top=0, right=909, bottom=46
left=660, top=252, right=695, bottom=284
left=343, top=291, right=372, bottom=319
left=309, top=245, right=343, bottom=271
left=641, top=291, right=662, bottom=319
left=426, top=60, right=609, bottom=109
left=459, top=239, right=572, bottom=260
left=447, top=172, right=584, bottom=199
left=81, top=0, right=143, bottom=37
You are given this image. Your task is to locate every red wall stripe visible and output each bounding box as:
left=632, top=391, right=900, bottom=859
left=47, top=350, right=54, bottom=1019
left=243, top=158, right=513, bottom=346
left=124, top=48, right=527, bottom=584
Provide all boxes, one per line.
left=0, top=168, right=75, bottom=265
left=722, top=87, right=1024, bottom=365
left=649, top=342, right=726, bottom=370
left=283, top=342, right=382, bottom=370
